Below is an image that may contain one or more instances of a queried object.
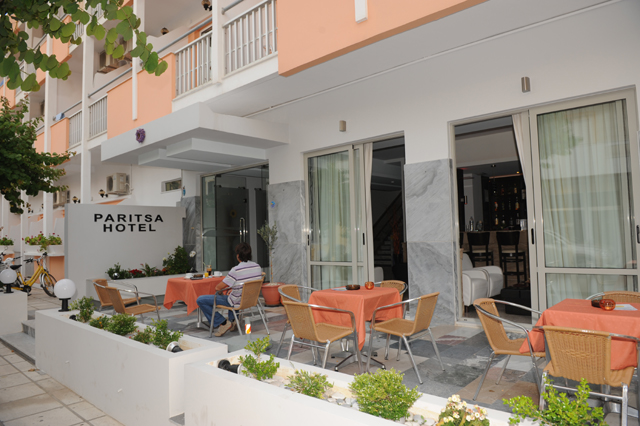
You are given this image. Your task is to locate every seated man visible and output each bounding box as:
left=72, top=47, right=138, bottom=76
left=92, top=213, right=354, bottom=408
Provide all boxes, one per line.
left=197, top=243, right=262, bottom=337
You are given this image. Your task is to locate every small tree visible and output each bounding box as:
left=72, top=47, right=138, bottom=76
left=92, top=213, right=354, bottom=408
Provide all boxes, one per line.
left=0, top=99, right=71, bottom=214
left=257, top=221, right=278, bottom=282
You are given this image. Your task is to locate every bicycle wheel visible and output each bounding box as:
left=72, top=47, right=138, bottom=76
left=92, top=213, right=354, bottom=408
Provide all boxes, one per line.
left=41, top=273, right=57, bottom=297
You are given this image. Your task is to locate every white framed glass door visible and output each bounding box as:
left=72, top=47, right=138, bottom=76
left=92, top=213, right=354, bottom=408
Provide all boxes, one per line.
left=529, top=90, right=640, bottom=310
left=305, top=144, right=370, bottom=289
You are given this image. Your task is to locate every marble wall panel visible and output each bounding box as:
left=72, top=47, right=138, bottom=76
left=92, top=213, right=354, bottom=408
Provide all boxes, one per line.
left=177, top=196, right=202, bottom=271
left=268, top=181, right=306, bottom=285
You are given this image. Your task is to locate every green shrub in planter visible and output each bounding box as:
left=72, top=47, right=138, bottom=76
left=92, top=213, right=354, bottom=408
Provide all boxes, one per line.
left=132, top=327, right=154, bottom=344
left=151, top=319, right=182, bottom=349
left=89, top=315, right=112, bottom=330
left=288, top=370, right=332, bottom=399
left=504, top=377, right=606, bottom=426
left=69, top=297, right=95, bottom=323
left=239, top=337, right=279, bottom=381
left=106, top=314, right=138, bottom=336
left=349, top=368, right=420, bottom=421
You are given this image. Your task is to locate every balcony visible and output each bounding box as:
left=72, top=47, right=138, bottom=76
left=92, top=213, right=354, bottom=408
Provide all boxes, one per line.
left=89, top=96, right=107, bottom=139
left=175, top=33, right=212, bottom=97
left=68, top=110, right=82, bottom=149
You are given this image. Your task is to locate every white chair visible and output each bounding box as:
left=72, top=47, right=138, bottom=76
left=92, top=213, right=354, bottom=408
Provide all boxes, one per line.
left=462, top=269, right=489, bottom=307
left=462, top=253, right=503, bottom=298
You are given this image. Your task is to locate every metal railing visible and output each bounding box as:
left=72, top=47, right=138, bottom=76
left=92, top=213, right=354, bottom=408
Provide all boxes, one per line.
left=224, top=0, right=277, bottom=74
left=88, top=4, right=104, bottom=20
left=36, top=123, right=44, bottom=134
left=73, top=22, right=84, bottom=40
left=68, top=110, right=82, bottom=149
left=89, top=96, right=107, bottom=138
left=175, top=32, right=212, bottom=96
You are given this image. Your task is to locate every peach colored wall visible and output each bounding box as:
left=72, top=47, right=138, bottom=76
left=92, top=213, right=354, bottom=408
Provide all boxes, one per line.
left=52, top=18, right=71, bottom=63
left=278, top=0, right=486, bottom=76
left=32, top=255, right=65, bottom=280
left=107, top=53, right=175, bottom=139
left=50, top=118, right=69, bottom=154
left=5, top=87, right=15, bottom=108
left=35, top=131, right=45, bottom=153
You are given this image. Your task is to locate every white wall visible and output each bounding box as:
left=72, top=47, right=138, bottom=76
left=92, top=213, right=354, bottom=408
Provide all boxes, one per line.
left=262, top=0, right=640, bottom=185
left=65, top=204, right=185, bottom=298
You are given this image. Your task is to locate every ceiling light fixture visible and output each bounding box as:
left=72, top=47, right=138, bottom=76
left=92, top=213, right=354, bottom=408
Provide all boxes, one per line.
left=202, top=0, right=212, bottom=11
left=161, top=27, right=169, bottom=35
left=99, top=189, right=108, bottom=198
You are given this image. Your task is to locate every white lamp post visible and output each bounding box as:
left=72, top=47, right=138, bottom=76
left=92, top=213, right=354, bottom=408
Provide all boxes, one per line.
left=0, top=268, right=17, bottom=294
left=54, top=279, right=76, bottom=312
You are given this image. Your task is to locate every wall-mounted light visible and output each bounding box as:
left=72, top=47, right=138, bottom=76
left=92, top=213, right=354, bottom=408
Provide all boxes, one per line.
left=339, top=120, right=346, bottom=132
left=0, top=268, right=16, bottom=293
left=521, top=76, right=531, bottom=93
left=201, top=0, right=212, bottom=11
left=99, top=189, right=108, bottom=198
left=161, top=27, right=169, bottom=35
left=72, top=196, right=79, bottom=204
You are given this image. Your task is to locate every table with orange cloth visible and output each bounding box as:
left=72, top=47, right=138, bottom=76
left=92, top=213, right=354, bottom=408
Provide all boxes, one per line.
left=308, top=286, right=402, bottom=350
left=163, top=276, right=225, bottom=314
left=520, top=298, right=640, bottom=370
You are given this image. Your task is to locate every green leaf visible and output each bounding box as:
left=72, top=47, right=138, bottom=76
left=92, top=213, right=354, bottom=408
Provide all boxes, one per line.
left=18, top=31, right=29, bottom=41
left=86, top=22, right=95, bottom=36
left=115, top=20, right=130, bottom=36
left=7, top=76, right=22, bottom=90
left=112, top=44, right=125, bottom=59
left=28, top=20, right=40, bottom=29
left=31, top=82, right=41, bottom=92
left=122, top=26, right=133, bottom=41
left=50, top=18, right=61, bottom=31
left=145, top=52, right=158, bottom=73
left=106, top=28, right=118, bottom=44
left=47, top=55, right=58, bottom=70
left=155, top=60, right=168, bottom=76
left=121, top=6, right=133, bottom=18
left=116, top=9, right=126, bottom=20
left=93, top=25, right=105, bottom=40
left=49, top=66, right=58, bottom=78
left=129, top=45, right=144, bottom=58
left=58, top=62, right=70, bottom=77
left=24, top=50, right=35, bottom=64
left=140, top=49, right=149, bottom=61
left=21, top=74, right=36, bottom=91
left=61, top=22, right=76, bottom=38
left=137, top=32, right=146, bottom=45
left=78, top=11, right=91, bottom=25
left=2, top=56, right=15, bottom=76
left=105, top=42, right=114, bottom=55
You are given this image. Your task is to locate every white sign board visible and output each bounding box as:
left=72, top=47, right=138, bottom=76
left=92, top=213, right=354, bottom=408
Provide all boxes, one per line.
left=65, top=204, right=185, bottom=298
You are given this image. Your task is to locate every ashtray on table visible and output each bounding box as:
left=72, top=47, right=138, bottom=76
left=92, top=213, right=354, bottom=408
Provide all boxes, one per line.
left=345, top=284, right=360, bottom=291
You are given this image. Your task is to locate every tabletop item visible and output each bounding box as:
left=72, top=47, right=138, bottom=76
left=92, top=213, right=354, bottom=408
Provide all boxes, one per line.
left=346, top=284, right=360, bottom=290
left=600, top=298, right=616, bottom=311
left=364, top=281, right=374, bottom=290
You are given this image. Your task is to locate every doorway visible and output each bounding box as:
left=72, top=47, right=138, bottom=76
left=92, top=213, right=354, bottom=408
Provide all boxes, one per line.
left=201, top=164, right=269, bottom=274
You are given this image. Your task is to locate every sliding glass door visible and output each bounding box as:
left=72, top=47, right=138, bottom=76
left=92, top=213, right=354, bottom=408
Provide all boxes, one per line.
left=305, top=145, right=369, bottom=289
left=529, top=90, right=640, bottom=309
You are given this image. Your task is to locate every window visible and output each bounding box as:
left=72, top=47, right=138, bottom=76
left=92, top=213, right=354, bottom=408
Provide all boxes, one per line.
left=162, top=179, right=182, bottom=192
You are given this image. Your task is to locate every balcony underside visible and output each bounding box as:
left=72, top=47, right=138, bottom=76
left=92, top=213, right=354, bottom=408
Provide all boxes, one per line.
left=100, top=102, right=288, bottom=171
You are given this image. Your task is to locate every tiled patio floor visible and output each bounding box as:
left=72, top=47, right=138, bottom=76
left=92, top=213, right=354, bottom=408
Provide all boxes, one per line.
left=2, top=287, right=635, bottom=426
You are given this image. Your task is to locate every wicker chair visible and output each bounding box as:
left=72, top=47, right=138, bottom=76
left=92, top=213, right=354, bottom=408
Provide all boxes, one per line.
left=276, top=285, right=318, bottom=356
left=472, top=298, right=545, bottom=400
left=209, top=278, right=268, bottom=337
left=367, top=292, right=443, bottom=384
left=541, top=326, right=640, bottom=426
left=586, top=291, right=640, bottom=304
left=93, top=279, right=140, bottom=312
left=282, top=300, right=362, bottom=373
left=104, top=286, right=161, bottom=321
left=379, top=280, right=407, bottom=296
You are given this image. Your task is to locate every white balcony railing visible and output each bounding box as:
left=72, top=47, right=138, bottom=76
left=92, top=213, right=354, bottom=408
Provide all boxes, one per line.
left=223, top=0, right=277, bottom=75
left=175, top=32, right=212, bottom=97
left=15, top=62, right=26, bottom=96
left=73, top=22, right=84, bottom=40
left=89, top=96, right=107, bottom=138
left=88, top=3, right=104, bottom=20
left=68, top=110, right=82, bottom=149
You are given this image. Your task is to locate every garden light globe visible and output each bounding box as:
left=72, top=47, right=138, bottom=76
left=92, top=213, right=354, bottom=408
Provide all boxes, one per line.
left=54, top=279, right=76, bottom=312
left=0, top=268, right=17, bottom=293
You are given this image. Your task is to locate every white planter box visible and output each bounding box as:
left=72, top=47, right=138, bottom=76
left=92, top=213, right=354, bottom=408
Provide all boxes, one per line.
left=46, top=245, right=64, bottom=256
left=36, top=309, right=228, bottom=426
left=184, top=351, right=529, bottom=426
left=84, top=274, right=185, bottom=299
left=0, top=291, right=27, bottom=335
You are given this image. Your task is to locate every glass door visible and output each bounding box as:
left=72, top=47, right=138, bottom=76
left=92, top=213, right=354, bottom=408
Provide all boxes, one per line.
left=305, top=145, right=369, bottom=289
left=529, top=90, right=640, bottom=309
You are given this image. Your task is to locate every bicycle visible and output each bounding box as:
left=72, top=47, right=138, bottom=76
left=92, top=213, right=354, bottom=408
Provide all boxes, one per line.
left=8, top=252, right=58, bottom=297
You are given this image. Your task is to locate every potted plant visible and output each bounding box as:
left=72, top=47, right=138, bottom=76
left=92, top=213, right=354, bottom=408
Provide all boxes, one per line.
left=0, top=235, right=14, bottom=252
left=24, top=233, right=62, bottom=254
left=257, top=221, right=283, bottom=305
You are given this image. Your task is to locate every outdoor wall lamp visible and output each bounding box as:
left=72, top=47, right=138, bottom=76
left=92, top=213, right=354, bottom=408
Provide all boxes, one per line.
left=54, top=279, right=76, bottom=312
left=0, top=268, right=16, bottom=294
left=72, top=196, right=79, bottom=204
left=161, top=27, right=169, bottom=35
left=99, top=189, right=108, bottom=198
left=202, top=0, right=212, bottom=11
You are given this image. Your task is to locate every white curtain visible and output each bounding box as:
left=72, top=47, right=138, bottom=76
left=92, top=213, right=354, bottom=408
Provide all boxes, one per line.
left=363, top=144, right=374, bottom=283
left=309, top=152, right=352, bottom=289
left=512, top=113, right=528, bottom=180
left=537, top=100, right=634, bottom=304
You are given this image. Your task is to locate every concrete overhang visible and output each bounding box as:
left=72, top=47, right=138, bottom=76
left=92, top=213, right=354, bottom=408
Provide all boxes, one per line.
left=101, top=102, right=288, bottom=171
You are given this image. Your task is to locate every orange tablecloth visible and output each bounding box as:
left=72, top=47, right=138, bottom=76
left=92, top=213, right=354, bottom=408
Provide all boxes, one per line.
left=163, top=276, right=225, bottom=314
left=520, top=298, right=640, bottom=370
left=308, top=287, right=402, bottom=350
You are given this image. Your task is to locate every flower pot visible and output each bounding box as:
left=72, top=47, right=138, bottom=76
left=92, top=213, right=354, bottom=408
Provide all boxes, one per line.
left=47, top=245, right=64, bottom=256
left=261, top=283, right=284, bottom=307
left=2, top=245, right=13, bottom=254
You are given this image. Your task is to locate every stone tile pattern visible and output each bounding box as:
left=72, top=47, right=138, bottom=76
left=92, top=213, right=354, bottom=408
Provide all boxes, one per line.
left=404, top=159, right=457, bottom=325
left=268, top=181, right=306, bottom=285
left=177, top=196, right=202, bottom=271
left=0, top=342, right=123, bottom=426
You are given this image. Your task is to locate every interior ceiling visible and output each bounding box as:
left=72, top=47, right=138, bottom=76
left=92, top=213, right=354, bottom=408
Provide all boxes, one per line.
left=371, top=138, right=405, bottom=191
left=144, top=0, right=209, bottom=37
left=200, top=0, right=612, bottom=117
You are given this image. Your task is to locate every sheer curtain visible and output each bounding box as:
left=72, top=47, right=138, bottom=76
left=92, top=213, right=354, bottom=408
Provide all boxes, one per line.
left=309, top=152, right=352, bottom=289
left=537, top=100, right=634, bottom=304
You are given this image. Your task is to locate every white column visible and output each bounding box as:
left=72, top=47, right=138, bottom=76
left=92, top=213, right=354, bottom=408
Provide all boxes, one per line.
left=211, top=0, right=224, bottom=83
left=42, top=37, right=56, bottom=236
left=81, top=33, right=95, bottom=203
left=132, top=0, right=145, bottom=120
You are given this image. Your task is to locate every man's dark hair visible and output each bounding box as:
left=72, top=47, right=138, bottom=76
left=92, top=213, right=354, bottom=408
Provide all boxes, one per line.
left=235, top=242, right=252, bottom=262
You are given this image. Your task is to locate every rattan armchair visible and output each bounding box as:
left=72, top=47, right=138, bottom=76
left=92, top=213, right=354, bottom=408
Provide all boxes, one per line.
left=209, top=278, right=268, bottom=337
left=541, top=325, right=640, bottom=426
left=367, top=292, right=443, bottom=384
left=276, top=285, right=318, bottom=356
left=103, top=286, right=161, bottom=321
left=378, top=280, right=407, bottom=296
left=472, top=298, right=545, bottom=401
left=586, top=291, right=640, bottom=304
left=93, top=279, right=141, bottom=312
left=282, top=300, right=362, bottom=373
